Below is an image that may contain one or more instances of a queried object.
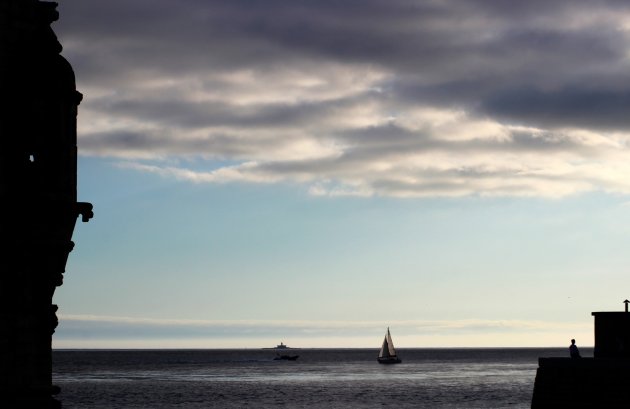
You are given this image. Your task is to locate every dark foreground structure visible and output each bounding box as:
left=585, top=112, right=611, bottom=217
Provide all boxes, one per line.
left=0, top=1, right=92, bottom=407
left=531, top=302, right=630, bottom=408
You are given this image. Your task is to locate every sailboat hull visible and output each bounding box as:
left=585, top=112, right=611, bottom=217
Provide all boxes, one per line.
left=377, top=357, right=402, bottom=364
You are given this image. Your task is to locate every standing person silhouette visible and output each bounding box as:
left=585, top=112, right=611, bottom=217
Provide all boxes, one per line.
left=569, top=339, right=581, bottom=358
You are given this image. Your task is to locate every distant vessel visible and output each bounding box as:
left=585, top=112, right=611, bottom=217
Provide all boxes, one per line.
left=263, top=342, right=296, bottom=350
left=273, top=353, right=299, bottom=361
left=377, top=327, right=402, bottom=364
left=264, top=342, right=300, bottom=360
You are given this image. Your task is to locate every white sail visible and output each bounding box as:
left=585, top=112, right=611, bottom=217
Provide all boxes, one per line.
left=379, top=336, right=389, bottom=358
left=379, top=328, right=397, bottom=358
left=385, top=328, right=397, bottom=357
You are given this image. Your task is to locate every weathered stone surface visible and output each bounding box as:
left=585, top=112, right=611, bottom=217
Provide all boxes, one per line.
left=0, top=1, right=92, bottom=407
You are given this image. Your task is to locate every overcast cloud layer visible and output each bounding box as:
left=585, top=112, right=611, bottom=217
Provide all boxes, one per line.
left=57, top=0, right=630, bottom=197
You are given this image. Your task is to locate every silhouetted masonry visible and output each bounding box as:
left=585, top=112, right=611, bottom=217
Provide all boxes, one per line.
left=531, top=302, right=630, bottom=408
left=0, top=1, right=92, bottom=407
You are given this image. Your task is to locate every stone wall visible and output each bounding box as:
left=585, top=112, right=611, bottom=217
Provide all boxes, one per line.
left=531, top=357, right=630, bottom=408
left=0, top=1, right=92, bottom=407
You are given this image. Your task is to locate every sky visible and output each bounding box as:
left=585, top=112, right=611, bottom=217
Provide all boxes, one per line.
left=51, top=0, right=630, bottom=349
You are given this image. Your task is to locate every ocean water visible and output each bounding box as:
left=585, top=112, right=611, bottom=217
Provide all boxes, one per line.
left=53, top=348, right=583, bottom=408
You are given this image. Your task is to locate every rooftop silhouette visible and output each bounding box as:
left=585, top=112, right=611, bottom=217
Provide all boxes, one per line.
left=532, top=300, right=630, bottom=408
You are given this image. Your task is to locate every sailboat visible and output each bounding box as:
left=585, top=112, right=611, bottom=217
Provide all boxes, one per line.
left=377, top=327, right=402, bottom=364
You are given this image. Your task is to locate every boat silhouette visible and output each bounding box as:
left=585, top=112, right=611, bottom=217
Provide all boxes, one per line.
left=377, top=327, right=402, bottom=364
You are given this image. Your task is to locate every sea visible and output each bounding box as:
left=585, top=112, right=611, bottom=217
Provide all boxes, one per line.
left=53, top=348, right=587, bottom=408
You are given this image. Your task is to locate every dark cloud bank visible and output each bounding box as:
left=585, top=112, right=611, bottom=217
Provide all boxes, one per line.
left=55, top=0, right=630, bottom=197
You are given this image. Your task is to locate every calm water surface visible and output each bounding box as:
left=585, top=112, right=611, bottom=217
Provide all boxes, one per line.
left=53, top=348, right=584, bottom=408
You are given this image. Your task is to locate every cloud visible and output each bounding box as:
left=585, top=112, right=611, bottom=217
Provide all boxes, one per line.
left=54, top=314, right=591, bottom=348
left=56, top=314, right=587, bottom=339
left=56, top=0, right=630, bottom=197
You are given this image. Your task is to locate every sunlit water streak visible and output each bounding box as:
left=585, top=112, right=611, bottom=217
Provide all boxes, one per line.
left=53, top=348, right=582, bottom=408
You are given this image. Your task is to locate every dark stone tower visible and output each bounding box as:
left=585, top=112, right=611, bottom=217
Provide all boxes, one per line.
left=0, top=1, right=92, bottom=407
